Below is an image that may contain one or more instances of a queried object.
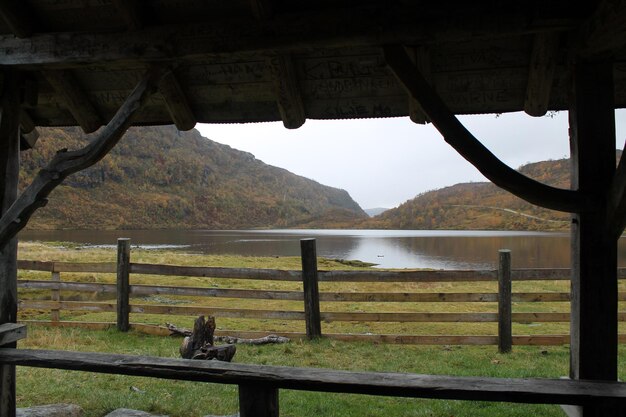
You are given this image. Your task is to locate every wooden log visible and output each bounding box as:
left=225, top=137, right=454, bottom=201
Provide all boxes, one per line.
left=179, top=316, right=236, bottom=362
left=300, top=239, right=321, bottom=339
left=405, top=46, right=431, bottom=124
left=0, top=70, right=21, bottom=417
left=268, top=55, right=305, bottom=129
left=524, top=32, right=560, bottom=117
left=4, top=348, right=626, bottom=405
left=239, top=384, right=279, bottom=417
left=383, top=44, right=591, bottom=213
left=158, top=69, right=196, bottom=131
left=116, top=238, right=131, bottom=332
left=498, top=250, right=512, bottom=353
left=50, top=272, right=60, bottom=322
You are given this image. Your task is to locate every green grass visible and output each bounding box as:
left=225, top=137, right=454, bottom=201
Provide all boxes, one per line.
left=17, top=326, right=586, bottom=417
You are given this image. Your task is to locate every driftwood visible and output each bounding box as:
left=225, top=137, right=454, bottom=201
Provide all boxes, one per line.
left=178, top=316, right=236, bottom=362
left=167, top=322, right=289, bottom=345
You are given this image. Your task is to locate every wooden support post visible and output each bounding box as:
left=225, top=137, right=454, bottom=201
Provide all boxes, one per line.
left=569, top=59, right=618, bottom=416
left=50, top=271, right=60, bottom=322
left=498, top=249, right=512, bottom=353
left=116, top=238, right=131, bottom=332
left=238, top=384, right=279, bottom=417
left=300, top=238, right=321, bottom=339
left=0, top=71, right=21, bottom=417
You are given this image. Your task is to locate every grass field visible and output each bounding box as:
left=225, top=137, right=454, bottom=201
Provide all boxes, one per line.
left=12, top=241, right=626, bottom=416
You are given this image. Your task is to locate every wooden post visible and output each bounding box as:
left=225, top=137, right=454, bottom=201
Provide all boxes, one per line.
left=300, top=238, right=322, bottom=340
left=0, top=71, right=21, bottom=417
left=116, top=238, right=131, bottom=332
left=498, top=249, right=512, bottom=353
left=569, top=59, right=618, bottom=416
left=238, top=384, right=279, bottom=417
left=51, top=271, right=60, bottom=322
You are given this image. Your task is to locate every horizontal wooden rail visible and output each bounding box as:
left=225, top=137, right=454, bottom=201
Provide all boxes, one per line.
left=17, top=280, right=591, bottom=303
left=1, top=348, right=626, bottom=406
left=130, top=263, right=302, bottom=281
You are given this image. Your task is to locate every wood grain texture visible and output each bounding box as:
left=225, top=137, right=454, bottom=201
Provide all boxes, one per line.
left=2, top=348, right=626, bottom=405
left=524, top=32, right=560, bottom=117
left=0, top=324, right=25, bottom=347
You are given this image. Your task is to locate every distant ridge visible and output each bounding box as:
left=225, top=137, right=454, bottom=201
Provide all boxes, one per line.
left=364, top=207, right=389, bottom=217
left=357, top=154, right=622, bottom=231
left=20, top=126, right=367, bottom=230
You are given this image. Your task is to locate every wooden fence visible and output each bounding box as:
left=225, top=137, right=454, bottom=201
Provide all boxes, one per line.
left=16, top=238, right=626, bottom=350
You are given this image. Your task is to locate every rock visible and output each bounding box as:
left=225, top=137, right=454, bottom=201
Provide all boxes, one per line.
left=104, top=409, right=168, bottom=417
left=16, top=404, right=84, bottom=417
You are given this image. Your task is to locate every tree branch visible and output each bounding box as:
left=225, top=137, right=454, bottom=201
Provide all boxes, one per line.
left=0, top=68, right=165, bottom=247
left=383, top=45, right=594, bottom=213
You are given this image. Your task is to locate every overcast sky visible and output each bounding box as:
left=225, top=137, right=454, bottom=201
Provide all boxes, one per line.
left=196, top=110, right=626, bottom=210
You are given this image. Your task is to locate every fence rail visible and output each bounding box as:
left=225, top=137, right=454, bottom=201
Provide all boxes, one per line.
left=16, top=239, right=626, bottom=349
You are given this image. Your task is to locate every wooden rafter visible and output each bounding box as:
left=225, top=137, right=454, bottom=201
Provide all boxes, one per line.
left=0, top=1, right=33, bottom=38
left=0, top=68, right=164, bottom=248
left=43, top=70, right=102, bottom=134
left=383, top=45, right=591, bottom=213
left=111, top=0, right=143, bottom=31
left=405, top=46, right=431, bottom=125
left=250, top=0, right=273, bottom=20
left=579, top=0, right=626, bottom=57
left=0, top=8, right=580, bottom=69
left=268, top=55, right=305, bottom=129
left=606, top=139, right=626, bottom=239
left=524, top=32, right=560, bottom=117
left=158, top=70, right=196, bottom=131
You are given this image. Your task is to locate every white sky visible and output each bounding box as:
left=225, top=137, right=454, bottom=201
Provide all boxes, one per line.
left=196, top=110, right=626, bottom=210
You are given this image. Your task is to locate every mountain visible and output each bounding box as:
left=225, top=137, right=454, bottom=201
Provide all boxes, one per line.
left=358, top=155, right=602, bottom=231
left=364, top=208, right=389, bottom=217
left=19, top=126, right=367, bottom=230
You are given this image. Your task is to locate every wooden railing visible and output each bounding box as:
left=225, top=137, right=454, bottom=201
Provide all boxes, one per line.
left=16, top=239, right=626, bottom=349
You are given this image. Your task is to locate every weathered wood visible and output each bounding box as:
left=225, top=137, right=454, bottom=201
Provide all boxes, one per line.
left=405, top=46, right=431, bottom=124
left=42, top=70, right=102, bottom=133
left=0, top=68, right=163, bottom=247
left=0, top=324, right=25, bottom=347
left=300, top=239, right=321, bottom=339
left=116, top=238, right=131, bottom=332
left=268, top=55, right=305, bottom=129
left=0, top=70, right=21, bottom=417
left=0, top=1, right=33, bottom=38
left=239, top=384, right=278, bottom=417
left=498, top=249, right=512, bottom=353
left=524, top=32, right=560, bottom=117
left=130, top=263, right=302, bottom=281
left=180, top=316, right=215, bottom=358
left=215, top=335, right=289, bottom=345
left=3, top=348, right=626, bottom=405
left=111, top=0, right=143, bottom=30
left=50, top=272, right=60, bottom=322
left=158, top=70, right=196, bottom=131
left=569, top=58, right=618, bottom=395
left=383, top=44, right=591, bottom=214
left=579, top=0, right=626, bottom=57
left=18, top=280, right=116, bottom=293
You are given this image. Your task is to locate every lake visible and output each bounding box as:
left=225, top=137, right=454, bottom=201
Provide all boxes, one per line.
left=18, top=228, right=620, bottom=270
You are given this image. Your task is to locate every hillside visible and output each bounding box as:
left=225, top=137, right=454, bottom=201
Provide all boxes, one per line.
left=19, top=126, right=367, bottom=230
left=360, top=156, right=596, bottom=231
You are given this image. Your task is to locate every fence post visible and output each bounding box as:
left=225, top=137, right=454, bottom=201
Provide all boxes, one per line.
left=300, top=238, right=322, bottom=339
left=238, top=384, right=279, bottom=417
left=51, top=271, right=60, bottom=322
left=116, top=238, right=131, bottom=332
left=498, top=249, right=512, bottom=353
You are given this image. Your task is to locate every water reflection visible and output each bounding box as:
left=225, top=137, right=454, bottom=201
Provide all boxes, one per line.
left=19, top=228, right=595, bottom=269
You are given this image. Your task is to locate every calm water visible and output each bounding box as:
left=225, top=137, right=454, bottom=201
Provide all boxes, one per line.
left=18, top=228, right=617, bottom=270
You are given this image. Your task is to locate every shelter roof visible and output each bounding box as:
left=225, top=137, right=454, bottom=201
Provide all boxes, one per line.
left=0, top=0, right=624, bottom=132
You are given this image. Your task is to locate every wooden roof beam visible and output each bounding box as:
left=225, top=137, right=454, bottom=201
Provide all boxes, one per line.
left=42, top=70, right=102, bottom=134
left=524, top=32, right=560, bottom=117
left=268, top=55, right=305, bottom=129
left=606, top=139, right=626, bottom=239
left=405, top=46, right=431, bottom=125
left=111, top=0, right=144, bottom=31
left=158, top=69, right=196, bottom=131
left=0, top=1, right=33, bottom=38
left=19, top=111, right=38, bottom=150
left=579, top=0, right=626, bottom=57
left=383, top=45, right=592, bottom=213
